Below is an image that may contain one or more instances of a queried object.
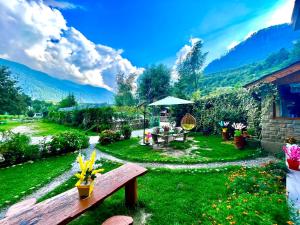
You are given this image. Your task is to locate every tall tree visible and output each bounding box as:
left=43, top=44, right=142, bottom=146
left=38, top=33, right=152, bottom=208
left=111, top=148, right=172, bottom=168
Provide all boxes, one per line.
left=0, top=67, right=30, bottom=114
left=137, top=64, right=171, bottom=104
left=114, top=72, right=136, bottom=106
left=175, top=40, right=207, bottom=98
left=59, top=93, right=77, bottom=108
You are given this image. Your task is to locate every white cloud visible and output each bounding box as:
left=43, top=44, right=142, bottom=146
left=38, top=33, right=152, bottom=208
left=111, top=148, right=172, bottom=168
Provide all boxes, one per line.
left=44, top=0, right=80, bottom=10
left=171, top=37, right=200, bottom=80
left=0, top=0, right=142, bottom=91
left=265, top=0, right=294, bottom=27
left=226, top=41, right=240, bottom=50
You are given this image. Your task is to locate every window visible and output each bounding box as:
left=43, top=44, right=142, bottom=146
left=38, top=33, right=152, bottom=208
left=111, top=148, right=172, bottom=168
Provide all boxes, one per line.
left=276, top=83, right=300, bottom=118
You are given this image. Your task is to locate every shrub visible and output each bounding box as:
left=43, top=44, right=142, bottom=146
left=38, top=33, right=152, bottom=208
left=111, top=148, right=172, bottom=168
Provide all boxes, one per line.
left=49, top=131, right=89, bottom=155
left=113, top=130, right=122, bottom=141
left=0, top=132, right=39, bottom=166
left=99, top=130, right=115, bottom=145
left=121, top=125, right=132, bottom=140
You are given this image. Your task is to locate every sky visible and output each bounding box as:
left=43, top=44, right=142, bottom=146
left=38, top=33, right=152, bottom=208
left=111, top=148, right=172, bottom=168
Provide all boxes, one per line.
left=0, top=0, right=295, bottom=91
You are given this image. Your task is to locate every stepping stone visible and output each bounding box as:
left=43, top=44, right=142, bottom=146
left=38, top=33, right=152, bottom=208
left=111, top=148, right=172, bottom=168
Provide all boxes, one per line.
left=102, top=215, right=133, bottom=225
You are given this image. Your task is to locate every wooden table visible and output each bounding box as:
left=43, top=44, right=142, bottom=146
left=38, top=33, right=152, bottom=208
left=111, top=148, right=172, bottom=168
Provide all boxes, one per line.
left=0, top=163, right=147, bottom=225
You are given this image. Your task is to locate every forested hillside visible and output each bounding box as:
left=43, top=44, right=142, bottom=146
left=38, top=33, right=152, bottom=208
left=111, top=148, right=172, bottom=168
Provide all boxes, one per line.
left=200, top=41, right=300, bottom=95
left=204, top=24, right=300, bottom=74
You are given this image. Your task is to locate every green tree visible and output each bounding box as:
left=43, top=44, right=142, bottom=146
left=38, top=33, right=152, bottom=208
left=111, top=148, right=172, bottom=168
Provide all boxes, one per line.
left=59, top=93, right=77, bottom=108
left=137, top=64, right=171, bottom=103
left=175, top=40, right=207, bottom=97
left=0, top=67, right=30, bottom=114
left=114, top=72, right=136, bottom=106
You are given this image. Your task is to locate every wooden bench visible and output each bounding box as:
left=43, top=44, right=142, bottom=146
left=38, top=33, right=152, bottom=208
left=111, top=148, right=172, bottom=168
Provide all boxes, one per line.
left=0, top=163, right=147, bottom=225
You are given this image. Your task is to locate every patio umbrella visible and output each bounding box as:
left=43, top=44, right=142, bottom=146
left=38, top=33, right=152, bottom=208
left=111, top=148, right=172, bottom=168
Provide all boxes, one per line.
left=149, top=96, right=194, bottom=106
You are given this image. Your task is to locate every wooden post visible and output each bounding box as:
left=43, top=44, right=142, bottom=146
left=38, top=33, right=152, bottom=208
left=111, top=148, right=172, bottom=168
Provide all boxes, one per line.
left=125, top=178, right=137, bottom=207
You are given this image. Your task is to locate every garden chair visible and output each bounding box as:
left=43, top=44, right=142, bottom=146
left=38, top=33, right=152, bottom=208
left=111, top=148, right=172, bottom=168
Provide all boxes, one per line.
left=151, top=133, right=164, bottom=147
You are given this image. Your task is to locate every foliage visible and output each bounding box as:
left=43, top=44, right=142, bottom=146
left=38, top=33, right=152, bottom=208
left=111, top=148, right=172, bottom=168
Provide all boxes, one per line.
left=0, top=132, right=39, bottom=166
left=0, top=67, right=31, bottom=115
left=99, top=130, right=116, bottom=145
left=121, top=124, right=132, bottom=139
left=137, top=64, right=171, bottom=104
left=27, top=110, right=34, bottom=117
left=47, top=131, right=89, bottom=155
left=191, top=88, right=261, bottom=136
left=31, top=100, right=54, bottom=116
left=114, top=72, right=136, bottom=106
left=75, top=151, right=104, bottom=186
left=58, top=93, right=77, bottom=108
left=174, top=40, right=207, bottom=98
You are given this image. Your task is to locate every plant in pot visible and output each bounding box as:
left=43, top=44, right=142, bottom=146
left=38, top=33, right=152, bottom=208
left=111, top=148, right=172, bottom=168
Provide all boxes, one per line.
left=75, top=151, right=104, bottom=199
left=283, top=144, right=300, bottom=171
left=162, top=125, right=170, bottom=135
left=121, top=124, right=132, bottom=140
left=218, top=121, right=230, bottom=141
left=232, top=122, right=246, bottom=149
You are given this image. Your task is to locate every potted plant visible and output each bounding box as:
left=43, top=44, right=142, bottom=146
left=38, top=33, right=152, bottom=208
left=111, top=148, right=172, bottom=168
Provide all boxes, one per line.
left=218, top=121, right=230, bottom=141
left=75, top=150, right=104, bottom=199
left=144, top=131, right=152, bottom=145
left=283, top=144, right=300, bottom=171
left=162, top=125, right=170, bottom=135
left=232, top=122, right=246, bottom=149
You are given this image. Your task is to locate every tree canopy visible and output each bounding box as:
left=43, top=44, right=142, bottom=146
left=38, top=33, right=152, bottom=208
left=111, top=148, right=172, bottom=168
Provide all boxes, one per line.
left=114, top=72, right=136, bottom=106
left=0, top=67, right=30, bottom=115
left=137, top=64, right=171, bottom=104
left=58, top=93, right=77, bottom=108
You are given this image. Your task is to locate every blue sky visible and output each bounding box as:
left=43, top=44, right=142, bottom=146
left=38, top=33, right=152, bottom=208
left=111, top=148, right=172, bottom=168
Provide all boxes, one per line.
left=61, top=0, right=293, bottom=66
left=0, top=0, right=294, bottom=90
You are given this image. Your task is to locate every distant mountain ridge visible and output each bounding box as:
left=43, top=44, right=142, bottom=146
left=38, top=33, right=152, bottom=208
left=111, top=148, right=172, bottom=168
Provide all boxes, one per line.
left=0, top=58, right=114, bottom=103
left=204, top=24, right=300, bottom=74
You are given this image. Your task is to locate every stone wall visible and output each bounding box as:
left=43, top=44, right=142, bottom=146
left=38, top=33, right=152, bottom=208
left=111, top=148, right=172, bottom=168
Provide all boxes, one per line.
left=261, top=98, right=300, bottom=152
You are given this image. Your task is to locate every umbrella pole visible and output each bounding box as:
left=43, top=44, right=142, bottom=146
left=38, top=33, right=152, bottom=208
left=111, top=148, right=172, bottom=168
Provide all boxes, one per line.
left=143, top=104, right=146, bottom=144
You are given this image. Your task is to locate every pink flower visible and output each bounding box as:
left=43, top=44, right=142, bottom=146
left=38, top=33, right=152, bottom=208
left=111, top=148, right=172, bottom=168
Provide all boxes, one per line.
left=283, top=144, right=300, bottom=161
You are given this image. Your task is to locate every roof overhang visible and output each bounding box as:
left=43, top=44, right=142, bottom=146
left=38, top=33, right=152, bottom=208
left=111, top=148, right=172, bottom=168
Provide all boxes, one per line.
left=244, top=61, right=300, bottom=88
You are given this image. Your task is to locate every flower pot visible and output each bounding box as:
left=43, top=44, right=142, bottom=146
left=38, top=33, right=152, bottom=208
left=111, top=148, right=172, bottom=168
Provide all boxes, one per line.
left=287, top=159, right=300, bottom=171
left=234, top=136, right=245, bottom=149
left=222, top=131, right=229, bottom=141
left=77, top=181, right=94, bottom=199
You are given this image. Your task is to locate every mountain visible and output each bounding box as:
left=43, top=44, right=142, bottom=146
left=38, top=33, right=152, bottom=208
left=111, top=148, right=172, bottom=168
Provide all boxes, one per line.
left=204, top=24, right=300, bottom=74
left=0, top=58, right=114, bottom=103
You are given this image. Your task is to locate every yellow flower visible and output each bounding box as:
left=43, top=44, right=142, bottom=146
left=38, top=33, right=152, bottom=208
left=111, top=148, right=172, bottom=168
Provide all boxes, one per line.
left=286, top=221, right=294, bottom=225
left=77, top=155, right=84, bottom=171
left=92, top=168, right=104, bottom=175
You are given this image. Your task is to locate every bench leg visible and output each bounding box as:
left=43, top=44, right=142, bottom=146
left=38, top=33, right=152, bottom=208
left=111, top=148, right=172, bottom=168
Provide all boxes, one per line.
left=125, top=178, right=137, bottom=207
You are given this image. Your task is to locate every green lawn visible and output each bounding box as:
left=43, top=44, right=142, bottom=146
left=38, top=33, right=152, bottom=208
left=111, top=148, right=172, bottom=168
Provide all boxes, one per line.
left=97, top=134, right=262, bottom=164
left=38, top=160, right=290, bottom=225
left=0, top=121, right=24, bottom=131
left=31, top=121, right=97, bottom=136
left=0, top=153, right=76, bottom=208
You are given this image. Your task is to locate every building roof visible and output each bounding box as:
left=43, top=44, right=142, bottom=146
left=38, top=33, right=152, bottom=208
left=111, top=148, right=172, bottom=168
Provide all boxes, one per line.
left=244, top=60, right=300, bottom=88
left=292, top=0, right=300, bottom=30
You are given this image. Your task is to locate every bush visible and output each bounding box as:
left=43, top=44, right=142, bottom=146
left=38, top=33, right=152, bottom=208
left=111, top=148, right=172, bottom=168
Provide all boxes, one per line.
left=0, top=132, right=39, bottom=166
left=99, top=130, right=115, bottom=145
left=48, top=131, right=89, bottom=155
left=121, top=125, right=132, bottom=140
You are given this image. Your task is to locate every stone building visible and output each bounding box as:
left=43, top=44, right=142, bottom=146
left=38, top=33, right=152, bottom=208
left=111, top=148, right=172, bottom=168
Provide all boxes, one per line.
left=245, top=61, right=300, bottom=152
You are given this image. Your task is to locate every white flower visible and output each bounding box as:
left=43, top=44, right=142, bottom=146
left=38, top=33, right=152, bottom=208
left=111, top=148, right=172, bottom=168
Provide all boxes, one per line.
left=232, top=122, right=246, bottom=130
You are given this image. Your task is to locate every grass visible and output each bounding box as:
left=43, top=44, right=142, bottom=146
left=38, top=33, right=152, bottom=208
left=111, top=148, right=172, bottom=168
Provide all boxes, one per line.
left=97, top=134, right=262, bottom=164
left=38, top=160, right=290, bottom=225
left=28, top=121, right=96, bottom=136
left=0, top=121, right=24, bottom=131
left=0, top=153, right=76, bottom=208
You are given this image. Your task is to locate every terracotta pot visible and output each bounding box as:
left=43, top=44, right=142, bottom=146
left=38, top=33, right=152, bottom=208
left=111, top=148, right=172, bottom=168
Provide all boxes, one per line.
left=222, top=131, right=229, bottom=141
left=287, top=159, right=300, bottom=171
left=234, top=136, right=245, bottom=149
left=77, top=181, right=94, bottom=199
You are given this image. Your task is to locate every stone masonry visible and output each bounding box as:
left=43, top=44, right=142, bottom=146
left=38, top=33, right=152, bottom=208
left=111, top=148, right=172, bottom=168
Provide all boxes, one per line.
left=261, top=98, right=300, bottom=153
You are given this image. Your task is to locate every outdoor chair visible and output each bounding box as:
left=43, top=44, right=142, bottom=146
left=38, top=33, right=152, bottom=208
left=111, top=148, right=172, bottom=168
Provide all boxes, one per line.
left=151, top=133, right=164, bottom=147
